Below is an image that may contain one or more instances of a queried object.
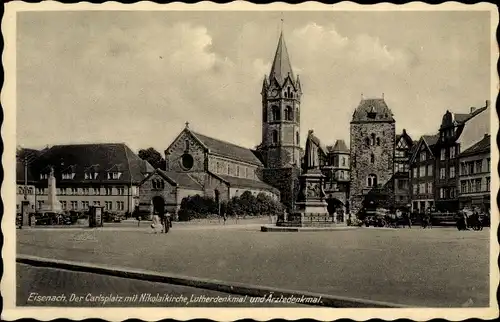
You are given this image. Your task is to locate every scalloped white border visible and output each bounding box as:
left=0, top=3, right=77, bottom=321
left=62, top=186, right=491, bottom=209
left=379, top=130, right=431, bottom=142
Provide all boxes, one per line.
left=2, top=1, right=499, bottom=321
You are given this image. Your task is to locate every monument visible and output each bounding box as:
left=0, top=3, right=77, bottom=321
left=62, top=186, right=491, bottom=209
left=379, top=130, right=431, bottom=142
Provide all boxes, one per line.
left=41, top=167, right=63, bottom=214
left=277, top=130, right=336, bottom=227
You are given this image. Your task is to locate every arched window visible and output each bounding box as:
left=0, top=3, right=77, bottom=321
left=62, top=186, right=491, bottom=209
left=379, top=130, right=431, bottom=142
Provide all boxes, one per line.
left=339, top=171, right=344, bottom=179
left=370, top=153, right=375, bottom=164
left=296, top=132, right=300, bottom=145
left=342, top=158, right=346, bottom=166
left=287, top=87, right=292, bottom=98
left=367, top=174, right=378, bottom=187
left=185, top=139, right=190, bottom=151
left=272, top=130, right=279, bottom=144
left=296, top=108, right=299, bottom=122
left=365, top=137, right=370, bottom=146
left=370, top=133, right=376, bottom=146
left=284, top=92, right=288, bottom=98
left=285, top=106, right=293, bottom=121
left=272, top=106, right=280, bottom=121
left=376, top=137, right=380, bottom=146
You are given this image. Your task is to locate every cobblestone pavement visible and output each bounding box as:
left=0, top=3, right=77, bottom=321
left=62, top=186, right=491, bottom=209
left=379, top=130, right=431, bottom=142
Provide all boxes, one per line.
left=17, top=227, right=490, bottom=307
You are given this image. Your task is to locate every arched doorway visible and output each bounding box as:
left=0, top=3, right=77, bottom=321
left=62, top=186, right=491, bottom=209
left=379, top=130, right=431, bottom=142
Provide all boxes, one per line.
left=152, top=196, right=165, bottom=216
left=326, top=197, right=345, bottom=222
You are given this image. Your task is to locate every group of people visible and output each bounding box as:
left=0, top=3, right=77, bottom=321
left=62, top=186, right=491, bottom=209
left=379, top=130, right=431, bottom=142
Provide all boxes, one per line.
left=150, top=211, right=172, bottom=234
left=457, top=208, right=485, bottom=231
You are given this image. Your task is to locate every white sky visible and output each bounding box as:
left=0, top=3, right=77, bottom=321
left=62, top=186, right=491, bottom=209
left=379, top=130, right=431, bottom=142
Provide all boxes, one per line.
left=16, top=10, right=491, bottom=153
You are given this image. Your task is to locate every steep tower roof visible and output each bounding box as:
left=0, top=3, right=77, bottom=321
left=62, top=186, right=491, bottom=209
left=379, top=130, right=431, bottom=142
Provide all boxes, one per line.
left=351, top=98, right=395, bottom=123
left=269, top=31, right=294, bottom=87
left=330, top=139, right=349, bottom=153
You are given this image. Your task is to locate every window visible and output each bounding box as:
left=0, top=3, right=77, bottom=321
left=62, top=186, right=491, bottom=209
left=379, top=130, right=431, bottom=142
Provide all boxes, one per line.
left=476, top=160, right=482, bottom=173
left=272, top=130, right=278, bottom=144
left=461, top=181, right=467, bottom=193
left=427, top=182, right=433, bottom=194
left=397, top=179, right=408, bottom=190
left=450, top=188, right=455, bottom=198
left=272, top=106, right=280, bottom=121
left=60, top=188, right=67, bottom=195
left=237, top=166, right=240, bottom=177
left=450, top=146, right=455, bottom=159
left=467, top=180, right=472, bottom=193
left=440, top=148, right=446, bottom=161
left=107, top=172, right=122, bottom=180
left=420, top=151, right=426, bottom=161
left=342, top=158, right=346, bottom=167
left=440, top=168, right=446, bottom=180
left=370, top=133, right=376, bottom=146
left=71, top=201, right=78, bottom=210
left=84, top=172, right=91, bottom=180
left=105, top=187, right=112, bottom=195
left=117, top=201, right=124, bottom=211
left=245, top=168, right=248, bottom=178
left=395, top=150, right=405, bottom=158
left=105, top=201, right=113, bottom=211
left=83, top=188, right=89, bottom=195
left=427, top=165, right=433, bottom=176
left=71, top=188, right=77, bottom=195
left=475, top=179, right=482, bottom=192
left=285, top=106, right=293, bottom=121
left=486, top=177, right=490, bottom=191
left=376, top=137, right=380, bottom=146
left=468, top=162, right=475, bottom=175
left=93, top=200, right=100, bottom=206
left=38, top=200, right=44, bottom=209
left=40, top=173, right=48, bottom=180
left=94, top=188, right=100, bottom=195
left=181, top=154, right=194, bottom=170
left=413, top=184, right=418, bottom=194
left=419, top=183, right=425, bottom=194
left=439, top=188, right=445, bottom=199
left=60, top=201, right=67, bottom=210
left=419, top=166, right=425, bottom=177
left=487, top=158, right=491, bottom=172
left=339, top=171, right=344, bottom=179
left=367, top=174, right=378, bottom=187
left=370, top=154, right=375, bottom=164
left=185, top=139, right=190, bottom=151
left=365, top=138, right=370, bottom=146
left=461, top=162, right=467, bottom=175
left=117, top=187, right=125, bottom=195
left=412, top=167, right=417, bottom=178
left=449, top=166, right=455, bottom=178
left=82, top=201, right=89, bottom=210
left=296, top=132, right=300, bottom=145
left=62, top=173, right=74, bottom=180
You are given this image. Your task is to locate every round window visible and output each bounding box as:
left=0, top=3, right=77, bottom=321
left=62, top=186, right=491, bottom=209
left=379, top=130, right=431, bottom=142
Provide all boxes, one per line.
left=181, top=153, right=194, bottom=170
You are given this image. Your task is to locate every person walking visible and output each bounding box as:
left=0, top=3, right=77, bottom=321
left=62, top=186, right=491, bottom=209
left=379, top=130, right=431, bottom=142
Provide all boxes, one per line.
left=151, top=211, right=162, bottom=234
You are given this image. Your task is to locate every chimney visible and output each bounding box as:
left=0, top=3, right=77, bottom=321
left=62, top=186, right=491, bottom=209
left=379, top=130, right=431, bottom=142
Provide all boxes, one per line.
left=470, top=107, right=476, bottom=113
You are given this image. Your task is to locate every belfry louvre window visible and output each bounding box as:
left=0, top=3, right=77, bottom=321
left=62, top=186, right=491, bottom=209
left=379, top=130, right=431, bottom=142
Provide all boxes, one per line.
left=272, top=106, right=280, bottom=121
left=285, top=106, right=293, bottom=121
left=272, top=130, right=279, bottom=144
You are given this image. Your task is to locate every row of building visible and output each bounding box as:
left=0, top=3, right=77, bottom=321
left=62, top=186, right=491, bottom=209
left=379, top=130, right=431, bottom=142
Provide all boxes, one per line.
left=16, top=29, right=491, bottom=218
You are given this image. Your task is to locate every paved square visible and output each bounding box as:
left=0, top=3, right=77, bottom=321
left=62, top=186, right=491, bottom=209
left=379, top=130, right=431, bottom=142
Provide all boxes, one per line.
left=17, top=226, right=490, bottom=307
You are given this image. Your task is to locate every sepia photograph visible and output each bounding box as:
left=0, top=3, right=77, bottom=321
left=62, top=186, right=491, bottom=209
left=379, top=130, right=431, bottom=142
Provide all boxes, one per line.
left=1, top=1, right=498, bottom=321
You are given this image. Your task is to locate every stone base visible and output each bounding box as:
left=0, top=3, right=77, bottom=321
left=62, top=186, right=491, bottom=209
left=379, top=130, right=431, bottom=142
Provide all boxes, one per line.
left=261, top=224, right=357, bottom=232
left=277, top=212, right=340, bottom=227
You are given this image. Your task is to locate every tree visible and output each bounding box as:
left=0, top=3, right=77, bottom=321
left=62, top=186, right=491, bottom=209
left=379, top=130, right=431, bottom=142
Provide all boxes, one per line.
left=138, top=147, right=166, bottom=170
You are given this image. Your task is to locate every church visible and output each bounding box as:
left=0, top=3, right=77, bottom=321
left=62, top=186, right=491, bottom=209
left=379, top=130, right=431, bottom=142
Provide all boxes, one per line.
left=139, top=30, right=352, bottom=216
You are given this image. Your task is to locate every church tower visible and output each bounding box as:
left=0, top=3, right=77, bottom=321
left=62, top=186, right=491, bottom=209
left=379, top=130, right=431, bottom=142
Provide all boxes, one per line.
left=260, top=30, right=302, bottom=212
left=260, top=31, right=302, bottom=168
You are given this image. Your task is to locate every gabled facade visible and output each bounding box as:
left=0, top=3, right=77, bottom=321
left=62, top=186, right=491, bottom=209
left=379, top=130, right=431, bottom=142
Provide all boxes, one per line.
left=394, top=129, right=413, bottom=209
left=434, top=101, right=489, bottom=212
left=409, top=134, right=438, bottom=213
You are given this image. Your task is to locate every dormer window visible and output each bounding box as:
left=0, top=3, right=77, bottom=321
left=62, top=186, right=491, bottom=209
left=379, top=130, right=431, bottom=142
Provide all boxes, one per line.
left=62, top=172, right=75, bottom=180
left=107, top=172, right=122, bottom=180
left=85, top=172, right=99, bottom=180
left=40, top=173, right=49, bottom=180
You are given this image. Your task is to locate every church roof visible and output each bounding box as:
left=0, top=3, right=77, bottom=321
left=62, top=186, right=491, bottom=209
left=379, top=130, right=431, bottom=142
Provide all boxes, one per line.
left=156, top=169, right=203, bottom=190
left=459, top=134, right=490, bottom=157
left=330, top=139, right=349, bottom=153
left=269, top=31, right=294, bottom=87
left=190, top=131, right=263, bottom=166
left=351, top=98, right=395, bottom=123
left=217, top=174, right=279, bottom=194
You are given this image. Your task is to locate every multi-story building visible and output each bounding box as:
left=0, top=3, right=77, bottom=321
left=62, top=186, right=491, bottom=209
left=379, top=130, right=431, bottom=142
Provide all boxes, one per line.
left=409, top=134, right=439, bottom=213
left=17, top=143, right=154, bottom=215
left=323, top=140, right=350, bottom=213
left=394, top=130, right=413, bottom=210
left=434, top=101, right=489, bottom=212
left=350, top=97, right=396, bottom=215
left=458, top=134, right=491, bottom=212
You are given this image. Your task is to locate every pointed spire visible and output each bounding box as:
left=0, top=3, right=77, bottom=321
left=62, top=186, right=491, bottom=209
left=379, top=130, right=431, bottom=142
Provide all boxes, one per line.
left=269, top=29, right=294, bottom=87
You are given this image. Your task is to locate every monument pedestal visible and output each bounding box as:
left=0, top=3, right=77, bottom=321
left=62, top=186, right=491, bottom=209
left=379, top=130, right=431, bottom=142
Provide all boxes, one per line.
left=277, top=169, right=339, bottom=228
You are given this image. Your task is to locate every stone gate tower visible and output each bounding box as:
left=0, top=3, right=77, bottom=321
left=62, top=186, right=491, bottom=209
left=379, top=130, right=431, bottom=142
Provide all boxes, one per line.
left=259, top=30, right=302, bottom=211
left=349, top=97, right=396, bottom=216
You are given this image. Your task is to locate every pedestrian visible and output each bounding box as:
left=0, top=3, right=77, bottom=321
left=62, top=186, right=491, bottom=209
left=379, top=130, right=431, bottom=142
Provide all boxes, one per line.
left=223, top=213, right=227, bottom=225
left=151, top=211, right=161, bottom=234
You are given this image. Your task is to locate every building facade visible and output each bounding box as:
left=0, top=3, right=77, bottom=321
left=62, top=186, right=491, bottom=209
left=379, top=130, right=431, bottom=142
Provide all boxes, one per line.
left=393, top=130, right=413, bottom=210
left=433, top=102, right=489, bottom=212
left=349, top=98, right=396, bottom=216
left=458, top=134, right=491, bottom=212
left=409, top=135, right=438, bottom=213
left=323, top=140, right=351, bottom=213
left=16, top=143, right=154, bottom=215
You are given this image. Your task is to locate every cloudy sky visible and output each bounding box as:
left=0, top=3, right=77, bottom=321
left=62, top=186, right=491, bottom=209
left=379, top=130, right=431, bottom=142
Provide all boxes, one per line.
left=17, top=10, right=492, bottom=153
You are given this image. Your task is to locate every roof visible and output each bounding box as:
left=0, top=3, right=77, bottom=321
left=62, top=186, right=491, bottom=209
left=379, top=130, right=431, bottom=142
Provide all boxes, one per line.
left=156, top=170, right=203, bottom=190
left=459, top=134, right=490, bottom=157
left=440, top=103, right=489, bottom=130
left=269, top=31, right=295, bottom=87
left=409, top=134, right=439, bottom=163
left=329, top=139, right=349, bottom=153
left=217, top=174, right=279, bottom=194
left=190, top=130, right=263, bottom=166
left=422, top=134, right=439, bottom=147
left=30, top=143, right=151, bottom=184
left=16, top=160, right=37, bottom=184
left=396, top=129, right=413, bottom=147
left=351, top=98, right=395, bottom=123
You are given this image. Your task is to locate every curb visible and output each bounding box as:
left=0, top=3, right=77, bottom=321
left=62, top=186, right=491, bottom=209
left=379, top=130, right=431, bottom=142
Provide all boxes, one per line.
left=260, top=225, right=359, bottom=232
left=17, top=254, right=411, bottom=308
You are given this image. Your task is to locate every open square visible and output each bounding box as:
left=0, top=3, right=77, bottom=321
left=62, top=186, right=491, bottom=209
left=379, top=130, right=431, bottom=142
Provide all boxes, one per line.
left=17, top=226, right=490, bottom=307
